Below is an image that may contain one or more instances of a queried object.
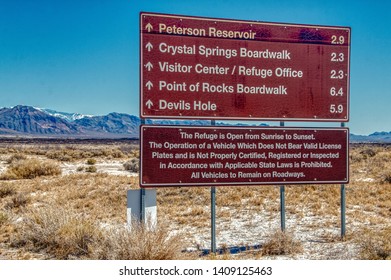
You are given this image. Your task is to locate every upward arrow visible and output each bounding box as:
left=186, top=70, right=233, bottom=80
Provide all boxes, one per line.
left=145, top=42, right=153, bottom=52
left=145, top=23, right=153, bottom=32
left=146, top=81, right=153, bottom=90
left=145, top=100, right=153, bottom=109
left=144, top=62, right=153, bottom=71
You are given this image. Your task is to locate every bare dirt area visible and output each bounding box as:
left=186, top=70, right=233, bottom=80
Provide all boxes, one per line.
left=0, top=140, right=390, bottom=260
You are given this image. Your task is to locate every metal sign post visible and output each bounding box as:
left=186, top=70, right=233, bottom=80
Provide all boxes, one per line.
left=341, top=183, right=346, bottom=238
left=210, top=120, right=217, bottom=253
left=340, top=122, right=346, bottom=239
left=211, top=186, right=216, bottom=253
left=140, top=188, right=146, bottom=222
left=280, top=185, right=286, bottom=231
left=280, top=121, right=286, bottom=232
left=140, top=118, right=146, bottom=223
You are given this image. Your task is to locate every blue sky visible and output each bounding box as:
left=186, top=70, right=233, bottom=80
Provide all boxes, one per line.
left=0, top=0, right=390, bottom=135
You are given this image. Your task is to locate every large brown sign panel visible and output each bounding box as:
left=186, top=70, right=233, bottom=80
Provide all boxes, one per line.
left=140, top=125, right=349, bottom=187
left=140, top=12, right=350, bottom=121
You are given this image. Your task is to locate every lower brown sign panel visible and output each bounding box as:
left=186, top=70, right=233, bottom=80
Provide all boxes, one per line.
left=140, top=125, right=348, bottom=187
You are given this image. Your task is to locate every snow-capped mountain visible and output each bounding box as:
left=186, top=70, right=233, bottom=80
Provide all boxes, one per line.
left=36, top=108, right=93, bottom=122
left=0, top=105, right=79, bottom=136
left=0, top=106, right=211, bottom=138
left=0, top=106, right=138, bottom=138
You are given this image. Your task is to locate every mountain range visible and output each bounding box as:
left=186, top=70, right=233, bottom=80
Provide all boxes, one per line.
left=0, top=105, right=390, bottom=142
left=0, top=105, right=210, bottom=138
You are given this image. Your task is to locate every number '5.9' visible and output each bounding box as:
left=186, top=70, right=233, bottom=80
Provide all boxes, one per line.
left=330, top=104, right=344, bottom=114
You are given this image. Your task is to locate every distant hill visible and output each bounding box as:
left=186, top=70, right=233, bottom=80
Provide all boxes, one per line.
left=349, top=131, right=391, bottom=143
left=0, top=105, right=79, bottom=136
left=367, top=131, right=391, bottom=143
left=0, top=106, right=140, bottom=138
left=0, top=105, right=389, bottom=141
left=74, top=112, right=141, bottom=137
left=0, top=106, right=211, bottom=138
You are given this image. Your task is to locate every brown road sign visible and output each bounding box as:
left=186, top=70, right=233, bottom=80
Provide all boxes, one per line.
left=140, top=12, right=350, bottom=121
left=140, top=125, right=349, bottom=187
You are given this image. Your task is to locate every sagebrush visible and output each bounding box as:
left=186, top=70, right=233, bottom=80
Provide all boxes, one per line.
left=12, top=206, right=185, bottom=260
left=1, top=158, right=61, bottom=180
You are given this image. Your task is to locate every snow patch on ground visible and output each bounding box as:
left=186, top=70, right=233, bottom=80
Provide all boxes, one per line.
left=61, top=160, right=137, bottom=176
left=180, top=209, right=361, bottom=259
left=356, top=177, right=375, bottom=182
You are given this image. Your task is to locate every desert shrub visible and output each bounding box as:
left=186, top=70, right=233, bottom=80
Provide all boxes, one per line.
left=0, top=158, right=61, bottom=180
left=360, top=148, right=376, bottom=158
left=13, top=207, right=99, bottom=259
left=58, top=154, right=73, bottom=162
left=357, top=227, right=391, bottom=260
left=123, top=158, right=139, bottom=173
left=0, top=211, right=8, bottom=226
left=86, top=158, right=96, bottom=165
left=13, top=206, right=184, bottom=260
left=81, top=151, right=93, bottom=158
left=76, top=166, right=84, bottom=172
left=349, top=152, right=364, bottom=163
left=130, top=149, right=140, bottom=158
left=102, top=148, right=124, bottom=159
left=111, top=149, right=124, bottom=158
left=46, top=150, right=74, bottom=162
left=380, top=173, right=391, bottom=184
left=91, top=221, right=183, bottom=260
left=0, top=185, right=16, bottom=198
left=85, top=166, right=97, bottom=173
left=6, top=193, right=30, bottom=209
left=261, top=230, right=302, bottom=256
left=6, top=153, right=27, bottom=164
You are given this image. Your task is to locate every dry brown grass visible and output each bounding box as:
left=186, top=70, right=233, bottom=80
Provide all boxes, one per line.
left=5, top=193, right=31, bottom=209
left=0, top=141, right=390, bottom=260
left=0, top=173, right=136, bottom=227
left=10, top=205, right=186, bottom=260
left=1, top=158, right=61, bottom=180
left=158, top=187, right=211, bottom=228
left=0, top=185, right=16, bottom=198
left=92, top=221, right=186, bottom=260
left=45, top=148, right=126, bottom=162
left=260, top=229, right=303, bottom=256
left=6, top=153, right=27, bottom=164
left=356, top=227, right=391, bottom=260
left=12, top=206, right=98, bottom=259
left=0, top=211, right=8, bottom=226
left=0, top=139, right=138, bottom=162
